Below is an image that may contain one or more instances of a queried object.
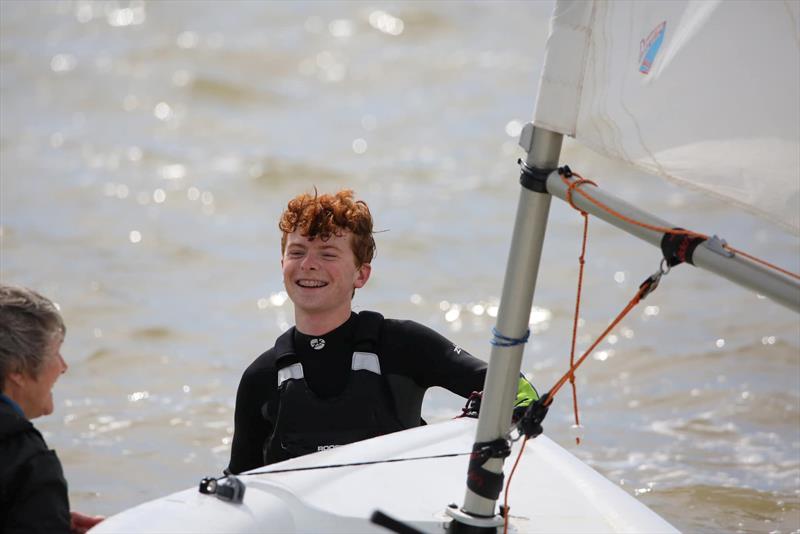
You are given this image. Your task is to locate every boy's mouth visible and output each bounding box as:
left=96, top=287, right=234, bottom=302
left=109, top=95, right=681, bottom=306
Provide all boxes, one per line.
left=297, top=279, right=327, bottom=288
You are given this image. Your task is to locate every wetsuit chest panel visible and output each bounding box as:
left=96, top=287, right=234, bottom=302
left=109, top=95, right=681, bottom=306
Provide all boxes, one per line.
left=267, top=350, right=403, bottom=463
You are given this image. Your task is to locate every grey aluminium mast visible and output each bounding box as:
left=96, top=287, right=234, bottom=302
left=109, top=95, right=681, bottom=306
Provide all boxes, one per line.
left=447, top=123, right=800, bottom=532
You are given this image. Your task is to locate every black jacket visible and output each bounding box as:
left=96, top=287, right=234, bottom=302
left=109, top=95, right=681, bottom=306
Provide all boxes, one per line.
left=0, top=400, right=70, bottom=533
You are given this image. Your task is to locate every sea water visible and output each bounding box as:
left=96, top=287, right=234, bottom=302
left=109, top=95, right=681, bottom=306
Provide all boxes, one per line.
left=1, top=2, right=798, bottom=532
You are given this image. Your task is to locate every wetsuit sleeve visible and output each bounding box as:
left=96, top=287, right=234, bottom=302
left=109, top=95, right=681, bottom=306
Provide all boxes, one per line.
left=228, top=357, right=275, bottom=474
left=386, top=320, right=487, bottom=396
left=5, top=449, right=70, bottom=534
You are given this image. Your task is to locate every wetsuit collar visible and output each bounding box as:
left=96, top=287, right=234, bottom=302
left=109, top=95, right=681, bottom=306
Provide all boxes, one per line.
left=0, top=392, right=26, bottom=418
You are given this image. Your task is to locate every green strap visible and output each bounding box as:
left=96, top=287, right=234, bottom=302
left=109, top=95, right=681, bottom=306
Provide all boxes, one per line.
left=514, top=376, right=539, bottom=407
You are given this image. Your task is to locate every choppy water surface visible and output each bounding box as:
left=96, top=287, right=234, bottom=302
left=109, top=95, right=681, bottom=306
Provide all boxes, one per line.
left=1, top=2, right=798, bottom=532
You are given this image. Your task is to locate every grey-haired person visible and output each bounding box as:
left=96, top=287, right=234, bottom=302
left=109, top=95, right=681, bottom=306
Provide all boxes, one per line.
left=0, top=284, right=103, bottom=534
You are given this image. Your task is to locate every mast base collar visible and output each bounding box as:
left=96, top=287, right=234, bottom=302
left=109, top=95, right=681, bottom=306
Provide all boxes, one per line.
left=445, top=506, right=504, bottom=528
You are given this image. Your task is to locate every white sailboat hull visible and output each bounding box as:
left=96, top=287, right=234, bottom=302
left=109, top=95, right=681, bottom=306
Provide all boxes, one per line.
left=92, top=418, right=677, bottom=533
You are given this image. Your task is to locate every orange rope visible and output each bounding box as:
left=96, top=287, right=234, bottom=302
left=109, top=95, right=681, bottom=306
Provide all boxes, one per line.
left=723, top=245, right=800, bottom=281
left=563, top=173, right=596, bottom=446
left=564, top=170, right=800, bottom=281
left=502, top=436, right=528, bottom=534
left=547, top=280, right=653, bottom=404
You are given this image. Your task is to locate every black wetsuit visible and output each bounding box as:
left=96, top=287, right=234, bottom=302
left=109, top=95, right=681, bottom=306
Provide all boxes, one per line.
left=228, top=311, right=487, bottom=474
left=0, top=395, right=70, bottom=533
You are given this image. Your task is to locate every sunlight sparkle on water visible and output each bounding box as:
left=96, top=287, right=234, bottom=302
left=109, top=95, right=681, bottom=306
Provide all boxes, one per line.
left=177, top=31, right=200, bottom=49
left=352, top=138, right=368, bottom=154
left=154, top=102, right=174, bottom=121
left=716, top=338, right=726, bottom=348
left=529, top=306, right=551, bottom=326
left=74, top=2, right=96, bottom=23
left=329, top=19, right=353, bottom=38
left=127, top=391, right=149, bottom=402
left=644, top=305, right=659, bottom=316
left=445, top=306, right=461, bottom=322
left=269, top=291, right=289, bottom=307
left=170, top=71, right=192, bottom=91
left=128, top=230, right=142, bottom=244
left=621, top=327, right=634, bottom=339
left=369, top=11, right=404, bottom=36
left=593, top=350, right=613, bottom=361
left=51, top=54, right=77, bottom=73
left=505, top=120, right=523, bottom=137
left=106, top=2, right=145, bottom=27
left=127, top=146, right=143, bottom=161
left=160, top=164, right=186, bottom=180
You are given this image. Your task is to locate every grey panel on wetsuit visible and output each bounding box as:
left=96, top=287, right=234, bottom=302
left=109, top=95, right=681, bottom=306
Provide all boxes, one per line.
left=385, top=373, right=425, bottom=429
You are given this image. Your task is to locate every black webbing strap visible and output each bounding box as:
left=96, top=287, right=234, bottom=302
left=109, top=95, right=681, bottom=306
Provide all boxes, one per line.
left=517, top=392, right=550, bottom=439
left=518, top=159, right=552, bottom=194
left=466, top=438, right=511, bottom=500
left=660, top=228, right=706, bottom=267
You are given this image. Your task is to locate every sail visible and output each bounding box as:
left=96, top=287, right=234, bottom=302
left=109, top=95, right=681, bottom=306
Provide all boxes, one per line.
left=532, top=0, right=800, bottom=235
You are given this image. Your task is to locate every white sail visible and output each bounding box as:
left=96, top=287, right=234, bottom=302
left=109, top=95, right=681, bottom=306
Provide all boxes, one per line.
left=533, top=0, right=800, bottom=234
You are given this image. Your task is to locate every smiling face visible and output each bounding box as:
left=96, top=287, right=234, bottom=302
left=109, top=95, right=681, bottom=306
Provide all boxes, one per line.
left=282, top=230, right=371, bottom=334
left=9, top=334, right=68, bottom=419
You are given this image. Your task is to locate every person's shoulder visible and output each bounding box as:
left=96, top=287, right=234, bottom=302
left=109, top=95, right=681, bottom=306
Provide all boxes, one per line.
left=242, top=346, right=279, bottom=378
left=0, top=402, right=33, bottom=440
left=0, top=417, right=53, bottom=479
left=382, top=317, right=443, bottom=338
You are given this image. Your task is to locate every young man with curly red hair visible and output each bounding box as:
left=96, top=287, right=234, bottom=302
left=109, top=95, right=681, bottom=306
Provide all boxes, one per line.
left=228, top=189, right=537, bottom=472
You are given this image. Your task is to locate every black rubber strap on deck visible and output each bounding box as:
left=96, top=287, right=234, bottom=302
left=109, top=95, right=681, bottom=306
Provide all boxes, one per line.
left=518, top=159, right=552, bottom=194
left=466, top=438, right=511, bottom=500
left=660, top=228, right=706, bottom=266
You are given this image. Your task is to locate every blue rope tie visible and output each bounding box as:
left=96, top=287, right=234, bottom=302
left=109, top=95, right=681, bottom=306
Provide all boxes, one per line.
left=491, top=327, right=530, bottom=347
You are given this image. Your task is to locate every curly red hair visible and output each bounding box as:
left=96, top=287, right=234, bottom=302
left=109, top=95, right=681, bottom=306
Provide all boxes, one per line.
left=279, top=189, right=375, bottom=267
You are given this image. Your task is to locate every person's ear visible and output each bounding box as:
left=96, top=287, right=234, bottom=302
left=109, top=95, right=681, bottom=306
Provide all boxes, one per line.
left=5, top=371, right=27, bottom=389
left=354, top=263, right=371, bottom=288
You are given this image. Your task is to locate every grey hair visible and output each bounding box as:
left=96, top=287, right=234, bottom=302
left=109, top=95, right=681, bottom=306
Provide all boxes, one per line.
left=0, top=284, right=66, bottom=388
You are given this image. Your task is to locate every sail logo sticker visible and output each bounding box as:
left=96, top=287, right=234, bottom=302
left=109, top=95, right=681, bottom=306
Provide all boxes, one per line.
left=639, top=21, right=666, bottom=74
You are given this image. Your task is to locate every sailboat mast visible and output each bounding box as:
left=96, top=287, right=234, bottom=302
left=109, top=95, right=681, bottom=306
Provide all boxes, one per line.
left=449, top=125, right=562, bottom=531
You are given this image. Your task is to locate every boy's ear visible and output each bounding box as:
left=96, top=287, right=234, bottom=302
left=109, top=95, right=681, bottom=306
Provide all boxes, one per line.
left=354, top=263, right=371, bottom=288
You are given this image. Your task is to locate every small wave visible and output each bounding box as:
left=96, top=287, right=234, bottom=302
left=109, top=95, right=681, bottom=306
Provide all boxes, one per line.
left=651, top=485, right=800, bottom=533
left=131, top=326, right=174, bottom=340
left=188, top=75, right=284, bottom=105
left=249, top=158, right=345, bottom=186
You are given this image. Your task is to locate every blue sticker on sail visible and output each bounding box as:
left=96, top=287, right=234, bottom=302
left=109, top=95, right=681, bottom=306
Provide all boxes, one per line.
left=639, top=21, right=666, bottom=74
